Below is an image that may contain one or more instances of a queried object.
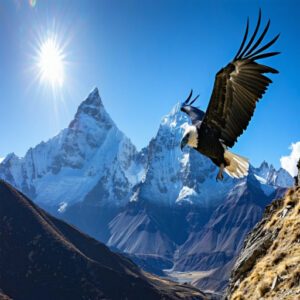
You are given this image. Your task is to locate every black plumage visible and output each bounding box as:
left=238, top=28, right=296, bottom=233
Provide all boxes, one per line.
left=180, top=10, right=280, bottom=180
left=180, top=90, right=204, bottom=124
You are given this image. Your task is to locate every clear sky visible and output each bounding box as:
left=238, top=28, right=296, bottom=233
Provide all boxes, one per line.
left=0, top=0, right=299, bottom=169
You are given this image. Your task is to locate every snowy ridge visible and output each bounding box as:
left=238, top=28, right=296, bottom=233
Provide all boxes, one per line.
left=0, top=88, right=293, bottom=210
left=129, top=103, right=291, bottom=207
left=252, top=161, right=293, bottom=188
left=0, top=88, right=144, bottom=207
left=137, top=102, right=227, bottom=206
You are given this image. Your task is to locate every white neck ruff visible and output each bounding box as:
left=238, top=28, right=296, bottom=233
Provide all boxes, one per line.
left=185, top=125, right=198, bottom=148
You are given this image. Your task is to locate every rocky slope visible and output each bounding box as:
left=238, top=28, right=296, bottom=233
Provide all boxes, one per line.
left=0, top=180, right=207, bottom=300
left=226, top=187, right=300, bottom=299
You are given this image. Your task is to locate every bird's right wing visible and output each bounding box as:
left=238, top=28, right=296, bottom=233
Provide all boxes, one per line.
left=202, top=10, right=280, bottom=148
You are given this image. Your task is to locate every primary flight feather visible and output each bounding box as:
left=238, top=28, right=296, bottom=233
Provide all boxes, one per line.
left=180, top=10, right=280, bottom=181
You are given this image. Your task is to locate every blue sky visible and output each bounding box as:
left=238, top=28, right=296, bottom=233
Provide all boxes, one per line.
left=0, top=0, right=299, bottom=169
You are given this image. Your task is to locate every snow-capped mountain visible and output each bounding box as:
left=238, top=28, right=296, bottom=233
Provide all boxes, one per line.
left=131, top=103, right=291, bottom=207
left=130, top=103, right=235, bottom=207
left=0, top=88, right=144, bottom=210
left=105, top=101, right=293, bottom=293
left=0, top=88, right=291, bottom=210
left=0, top=87, right=293, bottom=293
left=252, top=161, right=293, bottom=188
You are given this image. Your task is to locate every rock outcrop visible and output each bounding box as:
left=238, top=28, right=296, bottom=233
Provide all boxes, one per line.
left=226, top=187, right=300, bottom=299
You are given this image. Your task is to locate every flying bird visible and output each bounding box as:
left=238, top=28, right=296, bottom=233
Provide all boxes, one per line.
left=180, top=10, right=280, bottom=181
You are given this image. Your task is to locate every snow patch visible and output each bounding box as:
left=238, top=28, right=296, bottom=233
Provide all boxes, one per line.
left=176, top=186, right=197, bottom=203
left=254, top=174, right=267, bottom=185
left=170, top=120, right=177, bottom=127
left=58, top=202, right=68, bottom=213
left=181, top=153, right=189, bottom=167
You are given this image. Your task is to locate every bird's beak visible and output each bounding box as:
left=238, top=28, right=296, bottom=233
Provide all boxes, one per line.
left=180, top=136, right=188, bottom=151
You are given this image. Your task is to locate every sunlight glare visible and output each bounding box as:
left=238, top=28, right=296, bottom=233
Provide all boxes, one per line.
left=38, top=37, right=65, bottom=87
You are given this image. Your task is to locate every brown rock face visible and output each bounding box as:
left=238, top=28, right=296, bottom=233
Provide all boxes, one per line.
left=226, top=187, right=300, bottom=300
left=0, top=180, right=206, bottom=300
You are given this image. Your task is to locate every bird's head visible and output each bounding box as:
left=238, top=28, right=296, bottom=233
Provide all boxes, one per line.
left=180, top=125, right=198, bottom=150
left=180, top=89, right=199, bottom=114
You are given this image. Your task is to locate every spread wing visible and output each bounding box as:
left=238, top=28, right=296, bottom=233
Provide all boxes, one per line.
left=180, top=90, right=205, bottom=125
left=202, top=10, right=280, bottom=148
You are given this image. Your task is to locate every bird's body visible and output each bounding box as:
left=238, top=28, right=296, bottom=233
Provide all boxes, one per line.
left=180, top=10, right=280, bottom=180
left=184, top=123, right=249, bottom=179
left=184, top=123, right=225, bottom=163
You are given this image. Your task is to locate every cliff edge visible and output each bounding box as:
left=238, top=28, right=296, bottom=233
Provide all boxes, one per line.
left=226, top=187, right=300, bottom=299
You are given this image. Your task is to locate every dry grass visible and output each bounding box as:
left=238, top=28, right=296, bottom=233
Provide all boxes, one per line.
left=231, top=188, right=300, bottom=300
left=256, top=280, right=271, bottom=297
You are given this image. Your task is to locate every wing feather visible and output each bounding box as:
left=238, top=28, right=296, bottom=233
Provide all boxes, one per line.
left=234, top=18, right=250, bottom=59
left=238, top=9, right=262, bottom=58
left=243, top=19, right=271, bottom=57
left=202, top=11, right=280, bottom=148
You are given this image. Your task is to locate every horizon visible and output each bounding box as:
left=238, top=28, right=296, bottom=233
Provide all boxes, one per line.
left=0, top=0, right=299, bottom=174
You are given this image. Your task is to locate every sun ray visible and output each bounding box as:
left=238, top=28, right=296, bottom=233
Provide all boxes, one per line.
left=37, top=36, right=65, bottom=87
left=23, top=19, right=76, bottom=132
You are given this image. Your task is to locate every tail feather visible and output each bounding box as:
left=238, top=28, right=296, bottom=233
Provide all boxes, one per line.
left=224, top=150, right=249, bottom=178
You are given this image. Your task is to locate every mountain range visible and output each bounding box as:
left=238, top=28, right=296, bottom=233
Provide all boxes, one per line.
left=0, top=87, right=293, bottom=294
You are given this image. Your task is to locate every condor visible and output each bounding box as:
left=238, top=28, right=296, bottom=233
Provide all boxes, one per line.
left=180, top=10, right=280, bottom=181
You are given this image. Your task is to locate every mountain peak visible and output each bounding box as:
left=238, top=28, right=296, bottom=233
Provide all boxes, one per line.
left=252, top=160, right=293, bottom=188
left=86, top=87, right=102, bottom=106
left=77, top=87, right=103, bottom=113
left=0, top=153, right=18, bottom=164
left=69, top=87, right=113, bottom=129
left=259, top=160, right=269, bottom=169
left=160, top=102, right=188, bottom=130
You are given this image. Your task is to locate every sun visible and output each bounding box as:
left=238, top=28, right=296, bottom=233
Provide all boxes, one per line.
left=37, top=37, right=65, bottom=87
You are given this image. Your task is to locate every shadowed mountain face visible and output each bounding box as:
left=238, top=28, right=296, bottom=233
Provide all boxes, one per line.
left=107, top=176, right=287, bottom=294
left=172, top=176, right=281, bottom=292
left=0, top=181, right=206, bottom=300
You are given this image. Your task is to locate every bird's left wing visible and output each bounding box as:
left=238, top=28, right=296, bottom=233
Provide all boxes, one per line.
left=202, top=10, right=280, bottom=148
left=181, top=90, right=205, bottom=125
